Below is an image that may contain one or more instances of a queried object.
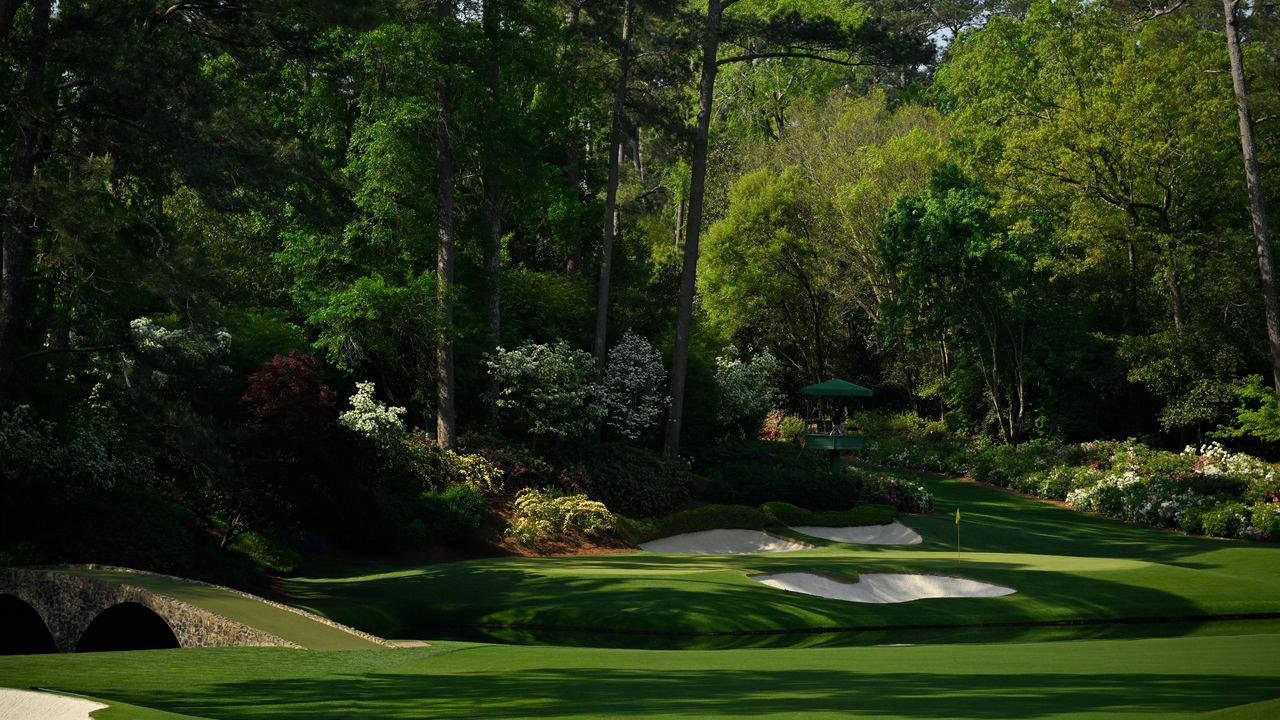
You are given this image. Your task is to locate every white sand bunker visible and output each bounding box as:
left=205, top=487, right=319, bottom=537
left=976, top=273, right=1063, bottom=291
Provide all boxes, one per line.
left=752, top=572, right=1015, bottom=603
left=0, top=688, right=106, bottom=720
left=788, top=520, right=923, bottom=545
left=639, top=529, right=811, bottom=554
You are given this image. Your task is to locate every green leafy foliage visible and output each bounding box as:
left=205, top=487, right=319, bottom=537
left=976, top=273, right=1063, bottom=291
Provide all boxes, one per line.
left=1215, top=375, right=1280, bottom=445
left=419, top=484, right=487, bottom=540
left=698, top=439, right=861, bottom=508
left=876, top=165, right=1043, bottom=441
left=573, top=442, right=693, bottom=518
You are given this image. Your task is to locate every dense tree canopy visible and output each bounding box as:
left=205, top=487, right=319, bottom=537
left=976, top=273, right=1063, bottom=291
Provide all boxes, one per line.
left=2, top=0, right=1278, bottom=571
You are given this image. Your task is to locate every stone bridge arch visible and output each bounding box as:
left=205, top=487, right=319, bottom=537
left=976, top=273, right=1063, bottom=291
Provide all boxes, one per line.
left=0, top=593, right=57, bottom=654
left=0, top=567, right=299, bottom=653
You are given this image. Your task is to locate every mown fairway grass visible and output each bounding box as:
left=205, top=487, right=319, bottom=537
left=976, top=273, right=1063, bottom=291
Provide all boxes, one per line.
left=3, top=468, right=1278, bottom=718
left=1, top=631, right=1279, bottom=719
left=278, top=470, right=1280, bottom=644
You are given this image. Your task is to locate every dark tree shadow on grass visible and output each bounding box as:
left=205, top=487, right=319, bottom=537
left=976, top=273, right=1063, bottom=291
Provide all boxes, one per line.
left=133, top=667, right=1278, bottom=719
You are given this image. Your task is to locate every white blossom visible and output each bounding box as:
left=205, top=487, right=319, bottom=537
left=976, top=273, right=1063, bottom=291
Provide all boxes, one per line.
left=486, top=340, right=605, bottom=439
left=600, top=331, right=668, bottom=440
left=714, top=345, right=781, bottom=435
left=339, top=381, right=406, bottom=445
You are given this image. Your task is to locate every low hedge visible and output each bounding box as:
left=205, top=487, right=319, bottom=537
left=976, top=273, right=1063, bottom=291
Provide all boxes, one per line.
left=616, top=504, right=774, bottom=545
left=616, top=502, right=897, bottom=546
left=699, top=439, right=862, bottom=509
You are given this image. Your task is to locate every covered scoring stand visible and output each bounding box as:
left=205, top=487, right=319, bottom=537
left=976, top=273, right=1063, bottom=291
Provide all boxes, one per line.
left=800, top=378, right=873, bottom=474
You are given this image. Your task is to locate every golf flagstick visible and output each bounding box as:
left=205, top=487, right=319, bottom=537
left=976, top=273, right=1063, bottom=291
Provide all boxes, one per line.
left=955, top=507, right=961, bottom=559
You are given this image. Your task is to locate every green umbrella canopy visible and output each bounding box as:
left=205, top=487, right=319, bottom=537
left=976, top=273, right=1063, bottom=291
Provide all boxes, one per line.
left=799, top=378, right=873, bottom=397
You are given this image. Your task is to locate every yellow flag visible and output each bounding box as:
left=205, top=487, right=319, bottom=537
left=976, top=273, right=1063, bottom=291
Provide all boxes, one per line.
left=955, top=508, right=961, bottom=525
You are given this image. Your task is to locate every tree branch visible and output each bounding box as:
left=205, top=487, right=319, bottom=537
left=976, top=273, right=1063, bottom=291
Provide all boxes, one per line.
left=717, top=50, right=878, bottom=68
left=1131, top=1, right=1191, bottom=24
left=631, top=184, right=672, bottom=203
left=18, top=344, right=120, bottom=361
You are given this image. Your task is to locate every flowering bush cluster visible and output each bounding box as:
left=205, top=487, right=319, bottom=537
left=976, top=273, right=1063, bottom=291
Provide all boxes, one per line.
left=715, top=346, right=781, bottom=437
left=856, top=410, right=1280, bottom=543
left=487, top=340, right=605, bottom=440
left=506, top=487, right=615, bottom=546
left=130, top=316, right=232, bottom=361
left=125, top=317, right=233, bottom=396
left=450, top=452, right=504, bottom=495
left=974, top=438, right=1279, bottom=541
left=860, top=474, right=934, bottom=514
left=339, top=381, right=407, bottom=446
left=760, top=410, right=805, bottom=443
left=1064, top=471, right=1218, bottom=529
left=852, top=411, right=976, bottom=473
left=386, top=430, right=504, bottom=494
left=870, top=439, right=976, bottom=475
left=600, top=331, right=668, bottom=440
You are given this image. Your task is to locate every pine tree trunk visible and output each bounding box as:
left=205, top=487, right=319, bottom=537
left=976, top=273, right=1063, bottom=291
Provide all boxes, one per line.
left=0, top=0, right=49, bottom=407
left=435, top=0, right=457, bottom=449
left=594, top=0, right=634, bottom=378
left=562, top=1, right=584, bottom=273
left=482, top=0, right=503, bottom=422
left=663, top=0, right=722, bottom=460
left=1224, top=0, right=1280, bottom=392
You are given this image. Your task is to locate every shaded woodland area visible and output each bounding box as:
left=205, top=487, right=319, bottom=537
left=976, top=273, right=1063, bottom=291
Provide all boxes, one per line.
left=1, top=0, right=1278, bottom=577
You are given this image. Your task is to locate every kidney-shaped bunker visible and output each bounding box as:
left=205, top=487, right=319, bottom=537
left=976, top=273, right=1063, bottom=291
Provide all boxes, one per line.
left=752, top=572, right=1015, bottom=603
left=639, top=529, right=811, bottom=555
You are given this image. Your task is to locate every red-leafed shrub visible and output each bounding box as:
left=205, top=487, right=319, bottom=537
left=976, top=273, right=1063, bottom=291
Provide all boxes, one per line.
left=225, top=354, right=352, bottom=546
left=241, top=353, right=337, bottom=445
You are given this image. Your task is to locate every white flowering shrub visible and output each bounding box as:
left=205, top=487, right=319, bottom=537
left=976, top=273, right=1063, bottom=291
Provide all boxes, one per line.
left=601, top=331, right=668, bottom=440
left=1064, top=472, right=1210, bottom=528
left=714, top=345, right=781, bottom=437
left=1247, top=502, right=1280, bottom=541
left=127, top=317, right=233, bottom=390
left=130, top=317, right=231, bottom=361
left=486, top=340, right=605, bottom=440
left=505, top=487, right=615, bottom=546
left=339, top=381, right=406, bottom=445
left=1185, top=441, right=1278, bottom=484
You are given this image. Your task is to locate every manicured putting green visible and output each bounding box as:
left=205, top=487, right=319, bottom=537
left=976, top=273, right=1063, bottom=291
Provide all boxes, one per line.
left=51, top=567, right=384, bottom=650
left=1, top=629, right=1278, bottom=719
left=278, top=471, right=1280, bottom=645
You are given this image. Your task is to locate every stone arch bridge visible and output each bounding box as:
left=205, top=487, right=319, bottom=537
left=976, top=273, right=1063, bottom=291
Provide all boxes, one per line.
left=1, top=566, right=305, bottom=654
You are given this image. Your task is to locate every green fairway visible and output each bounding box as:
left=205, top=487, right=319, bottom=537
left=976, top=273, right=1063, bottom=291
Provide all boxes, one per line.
left=4, top=470, right=1278, bottom=718
left=278, top=471, right=1280, bottom=645
left=51, top=567, right=385, bottom=650
left=2, top=630, right=1279, bottom=719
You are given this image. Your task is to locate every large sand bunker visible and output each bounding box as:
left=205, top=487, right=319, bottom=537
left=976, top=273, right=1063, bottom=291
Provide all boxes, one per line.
left=639, top=529, right=811, bottom=555
left=0, top=688, right=106, bottom=720
left=788, top=520, right=923, bottom=545
left=752, top=572, right=1016, bottom=603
